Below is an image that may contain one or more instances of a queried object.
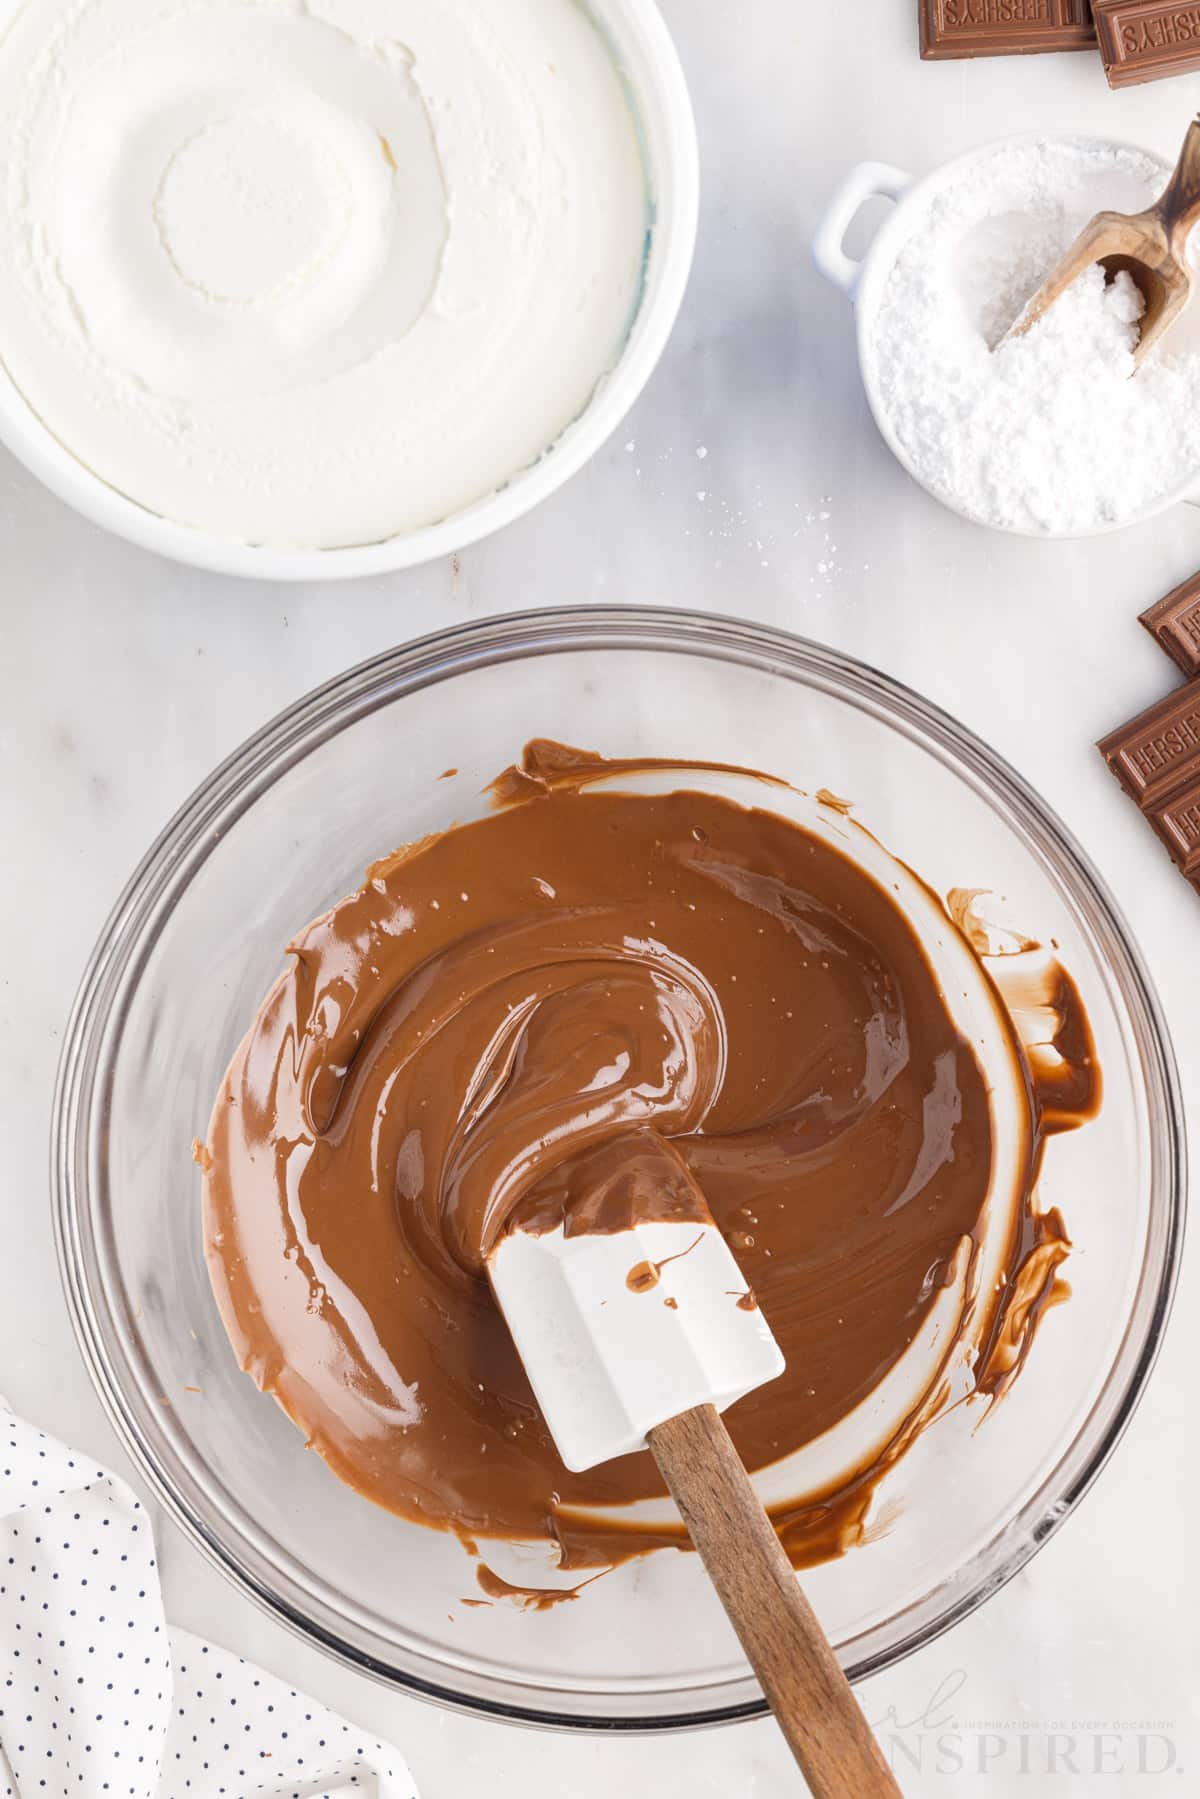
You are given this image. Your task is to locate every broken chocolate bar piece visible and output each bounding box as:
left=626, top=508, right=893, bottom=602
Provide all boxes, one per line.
left=1092, top=0, right=1200, bottom=86
left=1139, top=573, right=1200, bottom=676
left=1099, top=677, right=1200, bottom=893
left=1148, top=770, right=1200, bottom=876
left=920, top=0, right=1096, bottom=58
left=1098, top=680, right=1200, bottom=809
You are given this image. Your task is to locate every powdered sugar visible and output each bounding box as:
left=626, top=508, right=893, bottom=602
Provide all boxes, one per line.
left=864, top=140, right=1200, bottom=534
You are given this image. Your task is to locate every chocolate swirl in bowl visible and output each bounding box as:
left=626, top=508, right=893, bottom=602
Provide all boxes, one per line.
left=200, top=742, right=1098, bottom=1574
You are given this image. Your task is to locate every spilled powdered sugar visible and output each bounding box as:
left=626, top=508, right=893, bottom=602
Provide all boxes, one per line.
left=865, top=139, right=1200, bottom=533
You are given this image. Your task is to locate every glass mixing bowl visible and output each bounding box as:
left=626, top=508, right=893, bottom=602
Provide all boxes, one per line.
left=53, top=608, right=1184, bottom=1729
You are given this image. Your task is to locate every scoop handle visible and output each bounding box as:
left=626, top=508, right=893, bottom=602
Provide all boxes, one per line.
left=1156, top=114, right=1200, bottom=259
left=648, top=1405, right=902, bottom=1797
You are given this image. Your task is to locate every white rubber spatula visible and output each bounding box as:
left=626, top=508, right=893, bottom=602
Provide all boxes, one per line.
left=489, top=1153, right=903, bottom=1798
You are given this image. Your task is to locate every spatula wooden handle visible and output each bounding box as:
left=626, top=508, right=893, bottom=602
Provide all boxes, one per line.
left=1156, top=114, right=1200, bottom=259
left=648, top=1405, right=901, bottom=1797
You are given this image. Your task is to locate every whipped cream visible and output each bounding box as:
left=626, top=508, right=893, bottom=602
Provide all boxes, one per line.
left=0, top=0, right=649, bottom=547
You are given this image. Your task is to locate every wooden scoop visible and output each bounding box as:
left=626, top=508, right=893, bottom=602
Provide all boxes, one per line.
left=1004, top=115, right=1200, bottom=367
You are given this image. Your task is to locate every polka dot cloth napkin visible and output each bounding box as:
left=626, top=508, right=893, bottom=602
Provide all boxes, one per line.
left=0, top=1404, right=419, bottom=1798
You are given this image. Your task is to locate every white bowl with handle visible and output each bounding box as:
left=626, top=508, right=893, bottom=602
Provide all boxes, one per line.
left=811, top=135, right=1200, bottom=539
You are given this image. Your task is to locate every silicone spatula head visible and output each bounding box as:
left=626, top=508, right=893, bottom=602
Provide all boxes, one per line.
left=486, top=1132, right=784, bottom=1473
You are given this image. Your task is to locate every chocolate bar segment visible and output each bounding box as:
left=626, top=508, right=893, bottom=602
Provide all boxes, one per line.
left=920, top=0, right=1096, bottom=58
left=1097, top=681, right=1200, bottom=808
left=1148, top=770, right=1200, bottom=876
left=1092, top=0, right=1200, bottom=86
left=1140, top=574, right=1200, bottom=677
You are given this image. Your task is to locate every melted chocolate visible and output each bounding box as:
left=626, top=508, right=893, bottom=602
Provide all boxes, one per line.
left=472, top=1565, right=606, bottom=1611
left=201, top=743, right=1098, bottom=1572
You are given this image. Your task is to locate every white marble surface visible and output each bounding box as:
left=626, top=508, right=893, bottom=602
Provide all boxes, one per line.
left=1, top=3, right=1198, bottom=1793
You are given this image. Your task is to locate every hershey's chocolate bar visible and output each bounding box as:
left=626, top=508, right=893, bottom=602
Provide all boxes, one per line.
left=1140, top=573, right=1200, bottom=677
left=1098, top=681, right=1200, bottom=808
left=1092, top=0, right=1200, bottom=85
left=1148, top=771, right=1200, bottom=876
left=920, top=0, right=1096, bottom=58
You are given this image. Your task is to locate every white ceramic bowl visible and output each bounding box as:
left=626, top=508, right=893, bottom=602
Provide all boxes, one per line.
left=0, top=0, right=698, bottom=582
left=811, top=134, right=1200, bottom=540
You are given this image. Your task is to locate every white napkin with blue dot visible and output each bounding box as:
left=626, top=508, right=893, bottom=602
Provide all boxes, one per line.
left=0, top=1405, right=419, bottom=1798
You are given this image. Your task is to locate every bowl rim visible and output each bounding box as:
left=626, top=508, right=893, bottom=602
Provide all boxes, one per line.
left=52, top=605, right=1187, bottom=1731
left=848, top=131, right=1200, bottom=540
left=0, top=0, right=699, bottom=582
